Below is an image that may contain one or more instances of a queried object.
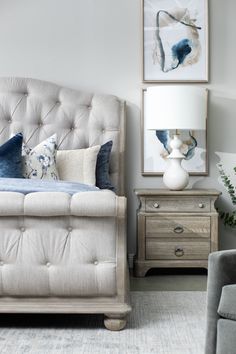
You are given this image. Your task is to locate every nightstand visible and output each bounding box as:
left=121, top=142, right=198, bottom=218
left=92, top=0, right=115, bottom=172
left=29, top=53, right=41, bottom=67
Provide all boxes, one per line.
left=134, top=189, right=221, bottom=277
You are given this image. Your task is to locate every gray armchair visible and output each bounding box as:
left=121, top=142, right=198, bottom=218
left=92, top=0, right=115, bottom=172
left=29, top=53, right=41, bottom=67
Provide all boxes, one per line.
left=205, top=250, right=236, bottom=354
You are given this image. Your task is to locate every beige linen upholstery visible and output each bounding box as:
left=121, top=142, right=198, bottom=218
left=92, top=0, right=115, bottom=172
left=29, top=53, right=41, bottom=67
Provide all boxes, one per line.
left=0, top=191, right=119, bottom=297
left=0, top=78, right=130, bottom=330
left=57, top=145, right=100, bottom=184
left=0, top=77, right=125, bottom=194
left=0, top=190, right=117, bottom=216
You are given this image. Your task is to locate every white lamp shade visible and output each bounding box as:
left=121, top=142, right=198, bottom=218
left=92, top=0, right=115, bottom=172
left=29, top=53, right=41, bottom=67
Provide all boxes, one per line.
left=146, top=86, right=207, bottom=131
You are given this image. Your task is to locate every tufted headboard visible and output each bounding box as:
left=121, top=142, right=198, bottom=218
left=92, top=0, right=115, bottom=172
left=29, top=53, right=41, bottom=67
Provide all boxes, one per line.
left=0, top=78, right=125, bottom=195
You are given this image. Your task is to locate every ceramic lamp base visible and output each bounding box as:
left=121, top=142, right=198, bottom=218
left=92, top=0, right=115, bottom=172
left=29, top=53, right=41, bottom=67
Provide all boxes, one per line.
left=163, top=158, right=189, bottom=190
left=163, top=135, right=189, bottom=191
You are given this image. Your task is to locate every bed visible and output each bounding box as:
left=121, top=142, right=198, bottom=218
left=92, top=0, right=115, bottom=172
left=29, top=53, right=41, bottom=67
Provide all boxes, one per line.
left=0, top=77, right=131, bottom=330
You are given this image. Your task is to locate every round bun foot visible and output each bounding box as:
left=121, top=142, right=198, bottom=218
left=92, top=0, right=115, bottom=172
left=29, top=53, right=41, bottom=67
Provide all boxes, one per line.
left=104, top=316, right=127, bottom=331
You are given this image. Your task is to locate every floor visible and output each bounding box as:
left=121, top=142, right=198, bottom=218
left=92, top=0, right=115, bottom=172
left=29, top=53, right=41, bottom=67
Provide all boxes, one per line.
left=0, top=268, right=208, bottom=353
left=130, top=268, right=207, bottom=291
left=0, top=291, right=206, bottom=354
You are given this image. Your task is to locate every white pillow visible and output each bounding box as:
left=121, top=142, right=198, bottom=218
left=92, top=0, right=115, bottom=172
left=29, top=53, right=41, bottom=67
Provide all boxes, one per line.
left=56, top=145, right=100, bottom=185
left=22, top=134, right=59, bottom=180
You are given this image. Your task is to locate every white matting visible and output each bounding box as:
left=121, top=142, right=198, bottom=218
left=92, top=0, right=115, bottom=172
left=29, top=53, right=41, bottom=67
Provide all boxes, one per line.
left=0, top=291, right=206, bottom=354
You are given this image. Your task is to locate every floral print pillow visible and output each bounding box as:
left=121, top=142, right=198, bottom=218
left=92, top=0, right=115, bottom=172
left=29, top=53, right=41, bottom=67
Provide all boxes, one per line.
left=22, top=134, right=59, bottom=180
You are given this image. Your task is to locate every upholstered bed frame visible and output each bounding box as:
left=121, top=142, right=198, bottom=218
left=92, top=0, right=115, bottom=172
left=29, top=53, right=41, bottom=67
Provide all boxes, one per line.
left=0, top=77, right=130, bottom=330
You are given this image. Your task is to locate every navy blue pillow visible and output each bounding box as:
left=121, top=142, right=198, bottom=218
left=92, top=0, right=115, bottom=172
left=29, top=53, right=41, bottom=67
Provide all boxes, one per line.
left=96, top=141, right=115, bottom=191
left=0, top=133, right=24, bottom=178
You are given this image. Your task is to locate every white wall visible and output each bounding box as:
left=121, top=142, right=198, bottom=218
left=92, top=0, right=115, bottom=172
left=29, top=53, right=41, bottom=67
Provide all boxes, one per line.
left=0, top=0, right=236, bottom=252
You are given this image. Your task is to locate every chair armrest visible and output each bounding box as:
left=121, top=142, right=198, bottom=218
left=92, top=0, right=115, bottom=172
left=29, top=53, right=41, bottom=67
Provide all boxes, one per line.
left=205, top=250, right=236, bottom=354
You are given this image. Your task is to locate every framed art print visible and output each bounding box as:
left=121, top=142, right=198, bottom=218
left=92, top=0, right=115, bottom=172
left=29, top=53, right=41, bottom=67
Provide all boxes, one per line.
left=141, top=89, right=208, bottom=175
left=142, top=0, right=208, bottom=82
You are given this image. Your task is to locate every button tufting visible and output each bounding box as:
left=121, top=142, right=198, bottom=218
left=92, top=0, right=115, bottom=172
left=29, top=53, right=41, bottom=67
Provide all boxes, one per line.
left=68, top=226, right=73, bottom=232
left=56, top=101, right=60, bottom=105
left=38, top=122, right=43, bottom=127
left=0, top=261, right=4, bottom=266
left=8, top=118, right=12, bottom=123
left=46, top=262, right=51, bottom=267
left=24, top=93, right=28, bottom=97
left=94, top=261, right=98, bottom=265
left=102, top=129, right=105, bottom=133
left=71, top=127, right=74, bottom=131
left=20, top=227, right=25, bottom=232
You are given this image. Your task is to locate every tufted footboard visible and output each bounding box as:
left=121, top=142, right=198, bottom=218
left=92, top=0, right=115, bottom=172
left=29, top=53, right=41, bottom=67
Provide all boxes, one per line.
left=0, top=190, right=131, bottom=330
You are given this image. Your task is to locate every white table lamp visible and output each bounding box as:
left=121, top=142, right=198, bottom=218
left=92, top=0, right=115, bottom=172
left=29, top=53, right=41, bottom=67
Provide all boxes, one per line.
left=146, top=86, right=207, bottom=190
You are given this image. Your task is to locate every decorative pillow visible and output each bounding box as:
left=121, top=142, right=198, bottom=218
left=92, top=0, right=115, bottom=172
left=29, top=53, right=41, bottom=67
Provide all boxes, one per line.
left=96, top=141, right=115, bottom=191
left=0, top=133, right=24, bottom=178
left=56, top=145, right=100, bottom=185
left=22, top=134, right=59, bottom=180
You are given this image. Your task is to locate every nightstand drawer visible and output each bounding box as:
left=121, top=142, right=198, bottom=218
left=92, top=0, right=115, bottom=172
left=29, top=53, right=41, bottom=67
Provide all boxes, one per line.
left=145, top=197, right=211, bottom=213
left=146, top=216, right=211, bottom=239
left=146, top=240, right=210, bottom=260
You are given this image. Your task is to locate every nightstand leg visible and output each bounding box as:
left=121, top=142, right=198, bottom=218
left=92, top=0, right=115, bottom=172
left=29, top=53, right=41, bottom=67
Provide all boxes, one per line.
left=134, top=261, right=150, bottom=277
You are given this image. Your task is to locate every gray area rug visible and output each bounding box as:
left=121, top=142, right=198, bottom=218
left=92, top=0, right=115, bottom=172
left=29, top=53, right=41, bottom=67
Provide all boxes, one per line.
left=0, top=291, right=206, bottom=354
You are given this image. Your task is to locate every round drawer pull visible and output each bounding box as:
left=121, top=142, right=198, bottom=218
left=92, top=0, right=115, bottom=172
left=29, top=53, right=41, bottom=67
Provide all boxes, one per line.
left=153, top=202, right=159, bottom=209
left=198, top=203, right=205, bottom=209
left=174, top=226, right=184, bottom=234
left=175, top=246, right=184, bottom=257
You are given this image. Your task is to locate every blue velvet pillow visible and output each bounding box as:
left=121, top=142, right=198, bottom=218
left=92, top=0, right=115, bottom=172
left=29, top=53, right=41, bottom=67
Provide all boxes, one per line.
left=96, top=141, right=115, bottom=191
left=0, top=133, right=24, bottom=178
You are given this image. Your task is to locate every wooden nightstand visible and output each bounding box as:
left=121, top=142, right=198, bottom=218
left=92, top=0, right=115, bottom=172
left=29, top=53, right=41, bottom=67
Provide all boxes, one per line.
left=134, top=189, right=221, bottom=277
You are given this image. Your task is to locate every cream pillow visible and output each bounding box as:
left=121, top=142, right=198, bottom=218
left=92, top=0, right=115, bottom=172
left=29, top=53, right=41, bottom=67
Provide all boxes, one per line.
left=56, top=145, right=100, bottom=185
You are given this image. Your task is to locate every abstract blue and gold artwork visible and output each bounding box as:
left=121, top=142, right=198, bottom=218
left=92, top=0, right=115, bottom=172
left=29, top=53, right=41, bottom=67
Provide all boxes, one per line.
left=143, top=0, right=208, bottom=82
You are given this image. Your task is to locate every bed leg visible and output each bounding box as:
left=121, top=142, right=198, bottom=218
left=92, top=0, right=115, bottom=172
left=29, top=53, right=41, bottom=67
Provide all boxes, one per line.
left=104, top=314, right=127, bottom=331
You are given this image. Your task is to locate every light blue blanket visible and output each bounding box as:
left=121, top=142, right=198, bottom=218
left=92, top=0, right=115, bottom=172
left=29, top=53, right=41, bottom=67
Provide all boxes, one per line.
left=0, top=178, right=99, bottom=195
